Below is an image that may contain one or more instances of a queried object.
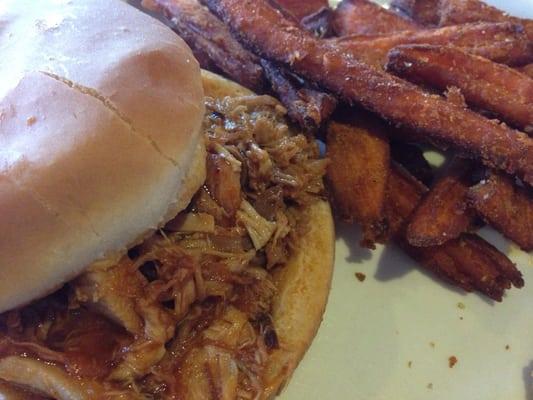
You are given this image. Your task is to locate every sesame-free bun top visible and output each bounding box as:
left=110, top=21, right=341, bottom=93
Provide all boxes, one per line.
left=0, top=0, right=206, bottom=313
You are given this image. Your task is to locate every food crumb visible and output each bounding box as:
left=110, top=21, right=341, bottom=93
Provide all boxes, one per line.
left=429, top=342, right=435, bottom=348
left=505, top=345, right=510, bottom=350
left=457, top=302, right=465, bottom=309
left=26, top=116, right=37, bottom=126
left=408, top=361, right=412, bottom=368
left=355, top=272, right=366, bottom=282
left=427, top=383, right=433, bottom=390
left=448, top=356, right=458, bottom=368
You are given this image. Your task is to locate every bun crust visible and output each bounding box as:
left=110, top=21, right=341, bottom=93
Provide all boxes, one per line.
left=0, top=0, right=205, bottom=313
left=202, top=70, right=335, bottom=399
left=263, top=201, right=334, bottom=399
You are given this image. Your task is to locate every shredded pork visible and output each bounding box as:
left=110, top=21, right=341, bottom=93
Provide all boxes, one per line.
left=0, top=94, right=326, bottom=399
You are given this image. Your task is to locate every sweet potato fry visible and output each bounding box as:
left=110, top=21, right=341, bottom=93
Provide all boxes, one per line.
left=518, top=64, right=533, bottom=79
left=270, top=0, right=328, bottom=21
left=387, top=45, right=533, bottom=133
left=390, top=0, right=440, bottom=26
left=404, top=234, right=523, bottom=301
left=271, top=1, right=333, bottom=38
left=438, top=0, right=533, bottom=41
left=326, top=118, right=390, bottom=248
left=390, top=141, right=433, bottom=186
left=145, top=0, right=335, bottom=130
left=300, top=7, right=333, bottom=38
left=332, top=0, right=419, bottom=37
left=333, top=22, right=532, bottom=68
left=463, top=233, right=525, bottom=288
left=260, top=59, right=337, bottom=132
left=406, top=158, right=475, bottom=247
left=380, top=162, right=428, bottom=242
left=444, top=86, right=467, bottom=108
left=202, top=0, right=533, bottom=185
left=386, top=164, right=523, bottom=301
left=468, top=172, right=533, bottom=252
left=187, top=46, right=219, bottom=72
left=143, top=0, right=264, bottom=91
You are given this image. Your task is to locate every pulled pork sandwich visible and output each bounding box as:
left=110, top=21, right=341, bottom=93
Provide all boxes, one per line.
left=0, top=0, right=334, bottom=399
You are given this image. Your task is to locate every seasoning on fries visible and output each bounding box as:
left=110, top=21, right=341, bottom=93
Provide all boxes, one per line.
left=202, top=0, right=533, bottom=185
left=261, top=59, right=337, bottom=131
left=468, top=171, right=533, bottom=252
left=334, top=22, right=532, bottom=68
left=438, top=0, right=533, bottom=40
left=387, top=164, right=523, bottom=302
left=332, top=0, right=418, bottom=37
left=406, top=158, right=475, bottom=247
left=387, top=44, right=533, bottom=132
left=326, top=117, right=390, bottom=248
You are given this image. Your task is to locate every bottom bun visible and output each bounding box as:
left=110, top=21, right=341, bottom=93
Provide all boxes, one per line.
left=202, top=69, right=335, bottom=398
left=202, top=69, right=256, bottom=97
left=263, top=200, right=335, bottom=398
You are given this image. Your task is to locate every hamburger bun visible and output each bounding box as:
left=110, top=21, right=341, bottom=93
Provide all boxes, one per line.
left=0, top=0, right=206, bottom=313
left=0, top=1, right=335, bottom=398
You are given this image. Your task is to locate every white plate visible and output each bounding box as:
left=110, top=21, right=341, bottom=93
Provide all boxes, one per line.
left=281, top=3, right=533, bottom=399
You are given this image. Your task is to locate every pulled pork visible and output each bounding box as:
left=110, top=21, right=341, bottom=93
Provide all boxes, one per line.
left=0, top=95, right=326, bottom=399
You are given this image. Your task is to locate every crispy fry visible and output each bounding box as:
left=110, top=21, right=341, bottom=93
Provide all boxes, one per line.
left=145, top=0, right=334, bottom=130
left=202, top=0, right=533, bottom=185
left=468, top=172, right=533, bottom=252
left=270, top=0, right=332, bottom=37
left=464, top=232, right=525, bottom=288
left=518, top=63, right=533, bottom=79
left=332, top=0, right=419, bottom=37
left=333, top=22, right=532, bottom=68
left=390, top=0, right=443, bottom=26
left=187, top=46, right=218, bottom=71
left=444, top=86, right=467, bottom=108
left=404, top=234, right=523, bottom=301
left=438, top=0, right=533, bottom=41
left=260, top=59, right=337, bottom=132
left=270, top=0, right=329, bottom=21
left=380, top=162, right=428, bottom=241
left=326, top=118, right=390, bottom=248
left=143, top=0, right=264, bottom=91
left=300, top=7, right=333, bottom=38
left=406, top=158, right=475, bottom=247
left=386, top=164, right=523, bottom=301
left=387, top=45, right=533, bottom=133
left=390, top=141, right=433, bottom=186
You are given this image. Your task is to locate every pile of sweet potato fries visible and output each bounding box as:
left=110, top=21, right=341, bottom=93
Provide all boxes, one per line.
left=142, top=0, right=532, bottom=302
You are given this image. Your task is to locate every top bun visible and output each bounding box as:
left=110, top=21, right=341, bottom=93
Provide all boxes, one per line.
left=0, top=0, right=206, bottom=313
